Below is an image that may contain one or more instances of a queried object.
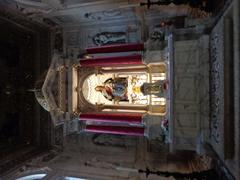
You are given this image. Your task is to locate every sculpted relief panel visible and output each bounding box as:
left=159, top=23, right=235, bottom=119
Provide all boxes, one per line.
left=64, top=23, right=141, bottom=57
left=92, top=31, right=127, bottom=46
left=84, top=9, right=122, bottom=21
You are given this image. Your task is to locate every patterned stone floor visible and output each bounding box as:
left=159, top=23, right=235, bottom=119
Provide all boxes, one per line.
left=209, top=18, right=224, bottom=157
left=209, top=2, right=240, bottom=179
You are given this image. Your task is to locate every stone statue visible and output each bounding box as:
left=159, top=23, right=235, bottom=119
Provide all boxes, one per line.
left=140, top=81, right=166, bottom=96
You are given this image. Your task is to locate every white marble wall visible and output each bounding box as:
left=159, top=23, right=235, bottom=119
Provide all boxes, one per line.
left=171, top=36, right=210, bottom=153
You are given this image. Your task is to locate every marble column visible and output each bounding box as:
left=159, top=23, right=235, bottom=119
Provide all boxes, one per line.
left=102, top=105, right=148, bottom=111
left=85, top=125, right=145, bottom=136
left=100, top=67, right=148, bottom=74
left=79, top=54, right=143, bottom=67
left=86, top=43, right=144, bottom=54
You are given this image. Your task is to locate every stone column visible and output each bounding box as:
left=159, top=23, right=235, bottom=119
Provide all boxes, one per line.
left=100, top=67, right=148, bottom=74
left=86, top=43, right=144, bottom=54
left=84, top=125, right=145, bottom=136
left=102, top=105, right=149, bottom=111
left=79, top=54, right=143, bottom=67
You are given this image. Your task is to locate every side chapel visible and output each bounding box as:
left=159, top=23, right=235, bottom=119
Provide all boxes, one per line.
left=1, top=0, right=239, bottom=179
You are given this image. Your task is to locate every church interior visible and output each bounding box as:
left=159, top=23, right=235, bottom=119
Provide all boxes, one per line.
left=0, top=0, right=239, bottom=179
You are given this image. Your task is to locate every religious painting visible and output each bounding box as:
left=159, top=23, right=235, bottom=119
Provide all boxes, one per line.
left=95, top=77, right=128, bottom=102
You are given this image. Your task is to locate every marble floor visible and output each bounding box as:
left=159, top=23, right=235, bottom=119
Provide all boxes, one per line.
left=209, top=1, right=239, bottom=179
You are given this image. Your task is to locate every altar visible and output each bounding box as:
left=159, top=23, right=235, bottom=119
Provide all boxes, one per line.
left=38, top=41, right=173, bottom=141
left=82, top=63, right=168, bottom=113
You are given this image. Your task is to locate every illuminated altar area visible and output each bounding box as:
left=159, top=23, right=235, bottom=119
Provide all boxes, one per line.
left=82, top=64, right=168, bottom=111
left=39, top=39, right=173, bottom=140
left=72, top=41, right=172, bottom=138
